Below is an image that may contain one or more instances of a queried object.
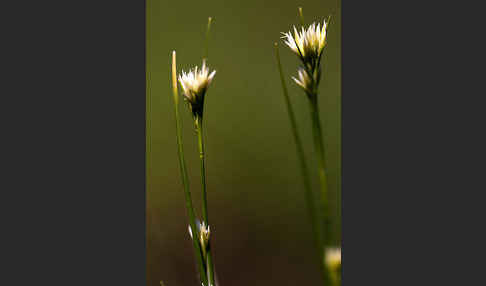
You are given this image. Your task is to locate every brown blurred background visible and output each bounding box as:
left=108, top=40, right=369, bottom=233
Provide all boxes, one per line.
left=147, top=0, right=341, bottom=285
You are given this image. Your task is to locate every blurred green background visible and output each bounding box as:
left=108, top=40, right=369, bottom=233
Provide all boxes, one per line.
left=147, top=0, right=340, bottom=285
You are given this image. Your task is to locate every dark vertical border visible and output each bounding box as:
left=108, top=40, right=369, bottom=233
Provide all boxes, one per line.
left=2, top=0, right=145, bottom=284
left=342, top=0, right=469, bottom=284
left=343, top=0, right=405, bottom=283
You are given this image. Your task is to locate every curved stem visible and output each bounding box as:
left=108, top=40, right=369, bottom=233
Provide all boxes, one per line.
left=171, top=51, right=207, bottom=285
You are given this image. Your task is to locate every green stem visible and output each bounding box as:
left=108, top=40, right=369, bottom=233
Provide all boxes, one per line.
left=195, top=116, right=215, bottom=286
left=206, top=249, right=215, bottom=286
left=199, top=17, right=217, bottom=286
left=329, top=268, right=341, bottom=286
left=195, top=117, right=208, bottom=224
left=298, top=7, right=305, bottom=26
left=274, top=43, right=326, bottom=283
left=171, top=51, right=207, bottom=285
left=203, top=17, right=213, bottom=61
left=309, top=95, right=331, bottom=285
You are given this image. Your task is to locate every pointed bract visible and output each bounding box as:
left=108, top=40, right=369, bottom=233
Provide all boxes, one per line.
left=292, top=68, right=313, bottom=94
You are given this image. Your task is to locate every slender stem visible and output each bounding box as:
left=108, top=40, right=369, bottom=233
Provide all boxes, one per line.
left=309, top=95, right=331, bottom=286
left=195, top=117, right=215, bottom=286
left=203, top=17, right=213, bottom=61
left=206, top=249, right=215, bottom=286
left=329, top=268, right=340, bottom=286
left=195, top=117, right=208, bottom=224
left=198, top=17, right=217, bottom=286
left=196, top=119, right=216, bottom=286
left=274, top=43, right=326, bottom=283
left=298, top=7, right=305, bottom=26
left=171, top=51, right=208, bottom=285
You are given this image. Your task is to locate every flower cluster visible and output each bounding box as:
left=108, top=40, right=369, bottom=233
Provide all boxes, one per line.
left=188, top=220, right=211, bottom=256
left=292, top=68, right=312, bottom=95
left=282, top=19, right=329, bottom=95
left=198, top=221, right=211, bottom=251
left=282, top=20, right=328, bottom=67
left=178, top=60, right=216, bottom=118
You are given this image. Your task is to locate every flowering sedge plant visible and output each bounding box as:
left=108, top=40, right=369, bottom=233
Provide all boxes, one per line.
left=276, top=9, right=339, bottom=286
left=170, top=17, right=218, bottom=286
left=179, top=59, right=217, bottom=286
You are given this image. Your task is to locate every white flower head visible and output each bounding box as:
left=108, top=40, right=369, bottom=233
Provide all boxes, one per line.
left=292, top=67, right=313, bottom=94
left=282, top=19, right=329, bottom=64
left=178, top=60, right=216, bottom=117
left=325, top=247, right=341, bottom=271
left=188, top=220, right=211, bottom=256
left=199, top=221, right=211, bottom=247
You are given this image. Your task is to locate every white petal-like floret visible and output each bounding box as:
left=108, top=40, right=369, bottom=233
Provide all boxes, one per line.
left=325, top=247, right=341, bottom=270
left=188, top=225, right=193, bottom=239
left=199, top=221, right=210, bottom=244
left=292, top=68, right=312, bottom=93
left=282, top=19, right=328, bottom=62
